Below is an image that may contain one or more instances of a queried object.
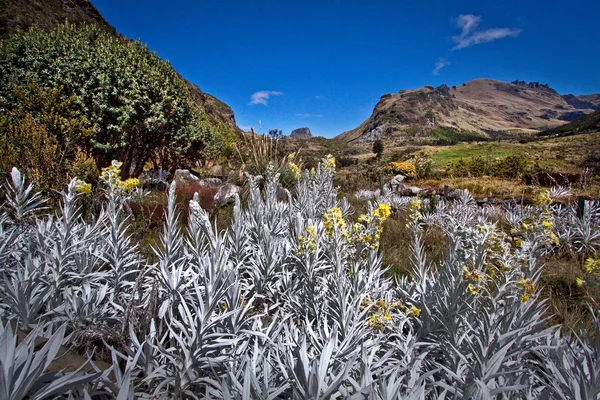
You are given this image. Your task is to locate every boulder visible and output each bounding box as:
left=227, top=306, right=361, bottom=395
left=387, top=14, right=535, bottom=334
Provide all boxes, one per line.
left=390, top=175, right=405, bottom=192
left=290, top=127, right=312, bottom=139
left=214, top=183, right=240, bottom=206
left=400, top=186, right=422, bottom=196
left=198, top=178, right=222, bottom=187
left=446, top=189, right=464, bottom=200
left=173, top=169, right=201, bottom=184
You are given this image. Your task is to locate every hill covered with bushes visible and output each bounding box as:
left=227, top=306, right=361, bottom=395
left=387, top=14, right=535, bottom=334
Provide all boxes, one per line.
left=0, top=0, right=239, bottom=192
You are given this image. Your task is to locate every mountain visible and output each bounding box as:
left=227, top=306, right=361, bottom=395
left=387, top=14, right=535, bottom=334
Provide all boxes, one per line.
left=0, top=0, right=239, bottom=134
left=338, top=79, right=599, bottom=143
left=0, top=0, right=114, bottom=37
left=539, top=109, right=600, bottom=137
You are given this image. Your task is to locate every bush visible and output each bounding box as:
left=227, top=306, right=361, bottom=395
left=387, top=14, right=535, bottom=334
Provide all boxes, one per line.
left=447, top=154, right=530, bottom=179
left=372, top=139, right=384, bottom=158
left=385, top=161, right=416, bottom=177
left=0, top=23, right=218, bottom=177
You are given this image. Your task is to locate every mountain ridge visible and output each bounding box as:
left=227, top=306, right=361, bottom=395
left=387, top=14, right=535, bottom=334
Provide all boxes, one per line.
left=338, top=78, right=599, bottom=143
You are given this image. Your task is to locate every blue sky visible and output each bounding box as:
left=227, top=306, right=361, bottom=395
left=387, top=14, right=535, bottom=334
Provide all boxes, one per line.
left=93, top=0, right=600, bottom=138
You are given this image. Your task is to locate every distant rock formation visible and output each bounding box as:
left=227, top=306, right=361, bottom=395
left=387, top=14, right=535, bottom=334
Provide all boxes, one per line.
left=337, top=78, right=600, bottom=143
left=290, top=127, right=312, bottom=139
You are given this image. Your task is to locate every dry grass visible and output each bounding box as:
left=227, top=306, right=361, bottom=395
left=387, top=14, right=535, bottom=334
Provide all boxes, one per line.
left=379, top=209, right=446, bottom=277
left=539, top=252, right=595, bottom=334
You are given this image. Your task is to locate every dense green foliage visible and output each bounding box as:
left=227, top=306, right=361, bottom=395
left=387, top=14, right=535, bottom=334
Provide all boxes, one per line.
left=540, top=109, right=600, bottom=137
left=426, top=126, right=487, bottom=145
left=447, top=154, right=531, bottom=178
left=0, top=23, right=222, bottom=178
left=372, top=138, right=384, bottom=158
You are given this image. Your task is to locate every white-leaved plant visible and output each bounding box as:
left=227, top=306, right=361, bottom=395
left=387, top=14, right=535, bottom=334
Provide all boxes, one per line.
left=0, top=156, right=599, bottom=398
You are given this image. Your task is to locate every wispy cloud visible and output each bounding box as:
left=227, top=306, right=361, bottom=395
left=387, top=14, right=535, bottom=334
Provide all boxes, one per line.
left=295, top=113, right=323, bottom=118
left=452, top=14, right=521, bottom=50
left=238, top=125, right=252, bottom=132
left=315, top=95, right=325, bottom=99
left=433, top=58, right=450, bottom=75
left=249, top=90, right=283, bottom=105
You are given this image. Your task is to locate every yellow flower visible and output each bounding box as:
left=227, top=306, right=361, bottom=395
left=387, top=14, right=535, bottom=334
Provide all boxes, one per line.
left=517, top=278, right=536, bottom=303
left=297, top=225, right=318, bottom=255
left=118, top=178, right=139, bottom=191
left=322, top=154, right=336, bottom=174
left=374, top=203, right=391, bottom=221
left=467, top=283, right=480, bottom=295
left=323, top=207, right=346, bottom=237
left=542, top=220, right=552, bottom=228
left=384, top=313, right=392, bottom=321
left=576, top=277, right=585, bottom=287
left=407, top=305, right=421, bottom=317
left=288, top=162, right=302, bottom=179
left=584, top=258, right=600, bottom=275
left=74, top=179, right=92, bottom=195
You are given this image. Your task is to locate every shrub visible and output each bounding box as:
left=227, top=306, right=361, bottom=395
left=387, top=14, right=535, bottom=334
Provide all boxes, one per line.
left=385, top=161, right=416, bottom=177
left=372, top=139, right=384, bottom=158
left=0, top=23, right=219, bottom=176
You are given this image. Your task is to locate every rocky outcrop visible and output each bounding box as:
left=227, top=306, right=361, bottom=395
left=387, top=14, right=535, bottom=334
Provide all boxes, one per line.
left=290, top=127, right=312, bottom=139
left=338, top=78, right=600, bottom=143
left=214, top=183, right=240, bottom=206
left=173, top=169, right=201, bottom=184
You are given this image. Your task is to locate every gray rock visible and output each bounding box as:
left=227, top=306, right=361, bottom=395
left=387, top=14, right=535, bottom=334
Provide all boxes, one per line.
left=214, top=183, right=240, bottom=206
left=390, top=175, right=405, bottom=192
left=290, top=127, right=312, bottom=139
left=173, top=169, right=201, bottom=184
left=400, top=186, right=422, bottom=196
left=447, top=189, right=463, bottom=200
left=198, top=178, right=222, bottom=187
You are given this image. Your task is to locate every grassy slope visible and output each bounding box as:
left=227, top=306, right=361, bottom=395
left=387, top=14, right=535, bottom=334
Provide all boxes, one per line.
left=539, top=109, right=600, bottom=137
left=429, top=132, right=600, bottom=171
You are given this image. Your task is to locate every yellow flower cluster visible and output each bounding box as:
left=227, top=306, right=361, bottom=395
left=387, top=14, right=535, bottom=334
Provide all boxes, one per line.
left=322, top=154, right=336, bottom=174
left=119, top=178, right=140, bottom=191
left=517, top=278, right=536, bottom=303
left=297, top=225, right=318, bottom=256
left=584, top=257, right=600, bottom=275
left=99, top=160, right=139, bottom=192
left=353, top=203, right=391, bottom=250
left=510, top=191, right=560, bottom=249
left=462, top=265, right=486, bottom=295
left=385, top=161, right=416, bottom=178
left=363, top=297, right=421, bottom=331
left=374, top=203, right=391, bottom=220
left=534, top=191, right=555, bottom=207
left=100, top=160, right=123, bottom=182
left=406, top=198, right=422, bottom=228
left=288, top=162, right=302, bottom=179
left=73, top=178, right=92, bottom=195
left=323, top=207, right=346, bottom=237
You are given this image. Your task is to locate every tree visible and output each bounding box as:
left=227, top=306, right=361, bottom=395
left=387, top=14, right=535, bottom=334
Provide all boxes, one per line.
left=372, top=139, right=384, bottom=159
left=0, top=23, right=217, bottom=176
left=268, top=129, right=283, bottom=140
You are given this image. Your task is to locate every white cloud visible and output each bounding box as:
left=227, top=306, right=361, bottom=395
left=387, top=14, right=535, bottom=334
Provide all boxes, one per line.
left=452, top=14, right=521, bottom=50
left=295, top=113, right=323, bottom=118
left=238, top=125, right=252, bottom=132
left=433, top=58, right=450, bottom=75
left=249, top=90, right=283, bottom=106
left=315, top=95, right=325, bottom=99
